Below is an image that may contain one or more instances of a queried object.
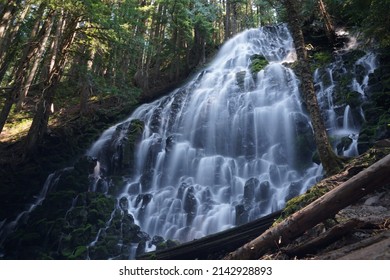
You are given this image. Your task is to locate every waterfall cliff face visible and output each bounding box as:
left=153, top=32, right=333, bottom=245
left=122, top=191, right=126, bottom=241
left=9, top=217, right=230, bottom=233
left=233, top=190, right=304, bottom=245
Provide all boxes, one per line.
left=88, top=24, right=321, bottom=244
left=314, top=51, right=377, bottom=157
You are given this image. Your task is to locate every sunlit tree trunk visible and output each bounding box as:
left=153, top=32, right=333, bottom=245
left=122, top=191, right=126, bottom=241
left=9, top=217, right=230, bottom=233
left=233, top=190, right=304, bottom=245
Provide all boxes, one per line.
left=15, top=8, right=53, bottom=110
left=0, top=0, right=20, bottom=40
left=0, top=2, right=29, bottom=65
left=0, top=8, right=53, bottom=135
left=317, top=0, right=336, bottom=45
left=24, top=13, right=79, bottom=155
left=0, top=2, right=33, bottom=86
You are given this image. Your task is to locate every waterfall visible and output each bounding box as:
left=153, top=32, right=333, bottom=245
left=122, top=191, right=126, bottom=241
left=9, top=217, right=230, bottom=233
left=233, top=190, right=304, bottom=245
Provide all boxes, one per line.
left=0, top=25, right=378, bottom=259
left=314, top=50, right=378, bottom=157
left=87, top=24, right=321, bottom=244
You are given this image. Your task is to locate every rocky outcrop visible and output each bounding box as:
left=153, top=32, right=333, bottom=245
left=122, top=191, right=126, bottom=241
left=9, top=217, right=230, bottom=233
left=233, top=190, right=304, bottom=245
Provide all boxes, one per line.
left=358, top=50, right=390, bottom=153
left=0, top=118, right=148, bottom=260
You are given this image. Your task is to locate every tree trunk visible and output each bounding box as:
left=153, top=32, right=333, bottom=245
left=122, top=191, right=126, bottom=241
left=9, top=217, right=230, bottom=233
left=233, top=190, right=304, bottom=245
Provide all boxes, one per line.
left=0, top=2, right=29, bottom=65
left=0, top=3, right=44, bottom=85
left=224, top=154, right=390, bottom=260
left=317, top=0, right=336, bottom=45
left=225, top=0, right=231, bottom=40
left=283, top=0, right=342, bottom=176
left=283, top=218, right=365, bottom=257
left=0, top=9, right=53, bottom=135
left=0, top=0, right=19, bottom=40
left=24, top=14, right=78, bottom=155
left=15, top=9, right=53, bottom=110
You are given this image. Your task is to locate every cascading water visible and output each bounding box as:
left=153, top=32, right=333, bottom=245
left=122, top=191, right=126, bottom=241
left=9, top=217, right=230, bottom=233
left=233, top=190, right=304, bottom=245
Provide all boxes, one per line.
left=0, top=24, right=379, bottom=260
left=88, top=24, right=321, bottom=246
left=314, top=50, right=378, bottom=157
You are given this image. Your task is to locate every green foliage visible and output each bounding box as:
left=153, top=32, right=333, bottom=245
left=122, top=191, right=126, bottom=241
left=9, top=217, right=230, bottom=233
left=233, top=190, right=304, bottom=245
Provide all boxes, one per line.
left=363, top=0, right=390, bottom=47
left=250, top=54, right=268, bottom=74
left=275, top=184, right=328, bottom=224
left=327, top=0, right=390, bottom=47
left=313, top=51, right=332, bottom=66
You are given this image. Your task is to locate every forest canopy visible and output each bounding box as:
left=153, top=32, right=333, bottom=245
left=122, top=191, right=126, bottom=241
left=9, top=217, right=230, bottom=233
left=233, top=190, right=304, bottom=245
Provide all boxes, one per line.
left=0, top=0, right=389, bottom=154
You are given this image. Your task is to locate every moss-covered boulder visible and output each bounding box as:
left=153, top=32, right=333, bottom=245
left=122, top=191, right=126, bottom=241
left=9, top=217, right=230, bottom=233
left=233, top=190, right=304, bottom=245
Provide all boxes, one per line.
left=250, top=54, right=268, bottom=74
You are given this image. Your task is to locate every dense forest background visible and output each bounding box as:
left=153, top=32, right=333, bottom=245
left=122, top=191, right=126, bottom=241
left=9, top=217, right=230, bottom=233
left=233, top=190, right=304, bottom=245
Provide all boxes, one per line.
left=1, top=0, right=389, bottom=156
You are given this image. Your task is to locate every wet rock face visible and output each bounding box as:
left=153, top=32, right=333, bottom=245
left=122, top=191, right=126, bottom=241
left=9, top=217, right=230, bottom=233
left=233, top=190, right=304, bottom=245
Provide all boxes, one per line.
left=2, top=190, right=117, bottom=260
left=1, top=145, right=157, bottom=260
left=97, top=119, right=144, bottom=176
left=135, top=193, right=153, bottom=209
left=357, top=52, right=390, bottom=154
left=243, top=178, right=259, bottom=206
left=285, top=181, right=303, bottom=202
left=235, top=178, right=263, bottom=226
left=255, top=181, right=271, bottom=202
left=235, top=204, right=249, bottom=226
left=119, top=196, right=129, bottom=212
left=183, top=186, right=197, bottom=226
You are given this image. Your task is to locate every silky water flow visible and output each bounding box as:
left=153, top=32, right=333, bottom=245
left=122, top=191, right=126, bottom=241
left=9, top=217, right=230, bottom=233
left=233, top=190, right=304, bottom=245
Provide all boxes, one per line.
left=0, top=24, right=378, bottom=258
left=88, top=24, right=322, bottom=247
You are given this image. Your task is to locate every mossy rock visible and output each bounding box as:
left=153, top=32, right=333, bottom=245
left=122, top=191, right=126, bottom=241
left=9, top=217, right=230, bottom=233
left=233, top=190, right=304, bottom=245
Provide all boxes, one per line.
left=107, top=176, right=126, bottom=196
left=54, top=169, right=89, bottom=193
left=337, top=136, right=353, bottom=154
left=312, top=51, right=332, bottom=67
left=346, top=91, right=363, bottom=108
left=250, top=54, right=268, bottom=74
left=65, top=246, right=88, bottom=260
left=87, top=193, right=116, bottom=217
left=70, top=224, right=93, bottom=246
left=31, top=191, right=76, bottom=221
left=275, top=185, right=327, bottom=223
left=236, top=71, right=247, bottom=90
left=74, top=156, right=97, bottom=175
left=342, top=49, right=367, bottom=67
left=88, top=244, right=109, bottom=260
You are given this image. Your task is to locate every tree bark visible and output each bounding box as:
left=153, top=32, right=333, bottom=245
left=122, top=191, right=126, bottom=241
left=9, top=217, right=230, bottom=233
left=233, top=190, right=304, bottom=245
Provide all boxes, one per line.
left=317, top=0, right=336, bottom=45
left=15, top=8, right=53, bottom=110
left=224, top=154, right=390, bottom=260
left=0, top=2, right=29, bottom=65
left=0, top=0, right=20, bottom=40
left=283, top=218, right=365, bottom=257
left=24, top=14, right=78, bottom=155
left=0, top=8, right=53, bottom=135
left=283, top=0, right=342, bottom=176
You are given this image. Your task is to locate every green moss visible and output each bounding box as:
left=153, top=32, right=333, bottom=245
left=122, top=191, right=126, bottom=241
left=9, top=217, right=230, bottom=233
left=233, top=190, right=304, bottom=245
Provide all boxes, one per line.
left=346, top=91, right=362, bottom=108
left=250, top=54, right=268, bottom=74
left=313, top=51, right=332, bottom=66
left=275, top=185, right=328, bottom=224
left=70, top=224, right=93, bottom=246
left=107, top=176, right=125, bottom=196
left=66, top=246, right=88, bottom=260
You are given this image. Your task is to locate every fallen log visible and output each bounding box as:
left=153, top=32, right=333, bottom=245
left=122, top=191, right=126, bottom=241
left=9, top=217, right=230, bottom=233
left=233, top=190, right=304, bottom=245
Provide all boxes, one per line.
left=282, top=219, right=365, bottom=258
left=137, top=210, right=281, bottom=260
left=224, top=154, right=390, bottom=260
left=317, top=229, right=390, bottom=259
